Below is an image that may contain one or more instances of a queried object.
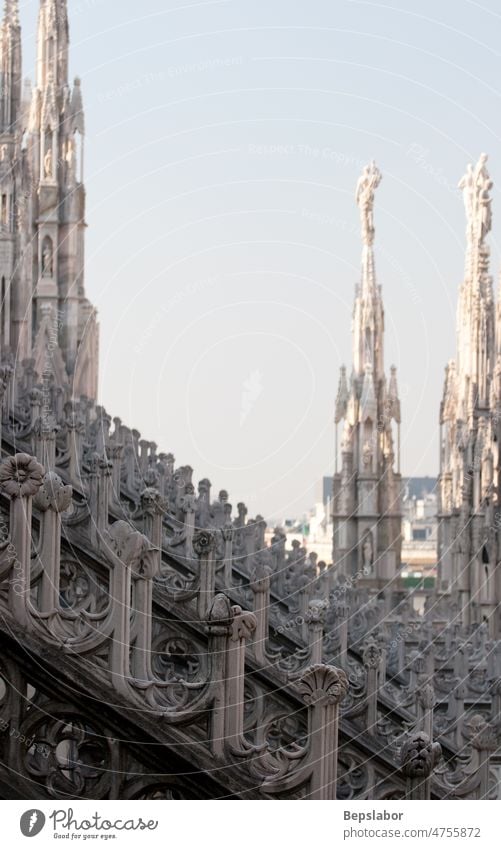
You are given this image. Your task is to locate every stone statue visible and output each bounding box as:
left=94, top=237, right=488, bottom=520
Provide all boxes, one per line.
left=65, top=139, right=76, bottom=181
left=356, top=160, right=382, bottom=246
left=458, top=163, right=474, bottom=225
left=42, top=239, right=53, bottom=277
left=44, top=148, right=53, bottom=179
left=362, top=532, right=374, bottom=573
left=459, top=153, right=493, bottom=244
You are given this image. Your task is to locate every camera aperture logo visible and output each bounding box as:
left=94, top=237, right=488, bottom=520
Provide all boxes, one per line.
left=20, top=809, right=46, bottom=837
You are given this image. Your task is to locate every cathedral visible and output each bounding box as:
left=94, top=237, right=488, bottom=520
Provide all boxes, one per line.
left=0, top=1, right=499, bottom=801
left=0, top=0, right=98, bottom=399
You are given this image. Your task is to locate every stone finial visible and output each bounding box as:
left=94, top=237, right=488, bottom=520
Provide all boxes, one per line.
left=418, top=683, right=436, bottom=711
left=34, top=471, right=73, bottom=513
left=305, top=599, right=328, bottom=626
left=363, top=638, right=382, bottom=669
left=221, top=524, right=233, bottom=543
left=104, top=520, right=154, bottom=577
left=249, top=560, right=272, bottom=591
left=0, top=453, right=45, bottom=498
left=207, top=593, right=233, bottom=629
left=470, top=715, right=498, bottom=752
left=295, top=664, right=349, bottom=706
left=400, top=731, right=442, bottom=779
left=192, top=529, right=216, bottom=557
left=143, top=467, right=159, bottom=488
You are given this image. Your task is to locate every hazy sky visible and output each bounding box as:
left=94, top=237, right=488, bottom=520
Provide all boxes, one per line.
left=18, top=0, right=501, bottom=520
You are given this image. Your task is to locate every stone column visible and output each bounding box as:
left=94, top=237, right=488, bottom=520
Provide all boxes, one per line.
left=337, top=602, right=350, bottom=667
left=104, top=520, right=152, bottom=694
left=470, top=715, right=498, bottom=800
left=221, top=524, right=234, bottom=590
left=362, top=638, right=382, bottom=734
left=225, top=605, right=257, bottom=748
left=0, top=453, right=45, bottom=627
left=249, top=561, right=271, bottom=665
left=306, top=600, right=328, bottom=665
left=32, top=415, right=58, bottom=468
left=416, top=681, right=435, bottom=740
left=193, top=530, right=217, bottom=620
left=109, top=444, right=124, bottom=508
left=206, top=594, right=234, bottom=758
left=89, top=455, right=112, bottom=550
left=178, top=483, right=196, bottom=559
left=294, top=664, right=349, bottom=800
left=33, top=471, right=73, bottom=613
left=490, top=677, right=501, bottom=721
left=65, top=409, right=85, bottom=488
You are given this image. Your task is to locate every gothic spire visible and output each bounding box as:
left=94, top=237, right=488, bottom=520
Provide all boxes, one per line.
left=3, top=1, right=19, bottom=26
left=352, top=161, right=385, bottom=380
left=456, top=154, right=495, bottom=412
left=459, top=153, right=493, bottom=282
left=36, top=0, right=69, bottom=91
left=332, top=163, right=402, bottom=583
left=335, top=365, right=348, bottom=424
left=0, top=0, right=21, bottom=132
left=356, top=159, right=381, bottom=295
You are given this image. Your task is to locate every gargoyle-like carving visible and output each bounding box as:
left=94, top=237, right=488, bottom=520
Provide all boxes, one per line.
left=140, top=487, right=167, bottom=515
left=231, top=605, right=257, bottom=642
left=400, top=732, right=442, bottom=778
left=305, top=599, right=328, bottom=626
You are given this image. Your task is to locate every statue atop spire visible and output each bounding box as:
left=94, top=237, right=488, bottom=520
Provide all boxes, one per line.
left=355, top=160, right=382, bottom=246
left=459, top=153, right=493, bottom=247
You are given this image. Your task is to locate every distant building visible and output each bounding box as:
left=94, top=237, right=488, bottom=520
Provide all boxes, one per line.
left=401, top=478, right=438, bottom=593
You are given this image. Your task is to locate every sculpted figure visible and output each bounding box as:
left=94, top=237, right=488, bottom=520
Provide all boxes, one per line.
left=361, top=532, right=373, bottom=573
left=42, top=239, right=53, bottom=277
left=355, top=161, right=382, bottom=246
left=401, top=731, right=441, bottom=779
left=44, top=148, right=53, bottom=179
left=459, top=153, right=493, bottom=244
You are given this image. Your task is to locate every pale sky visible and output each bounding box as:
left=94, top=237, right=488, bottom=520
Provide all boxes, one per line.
left=19, top=0, right=501, bottom=520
